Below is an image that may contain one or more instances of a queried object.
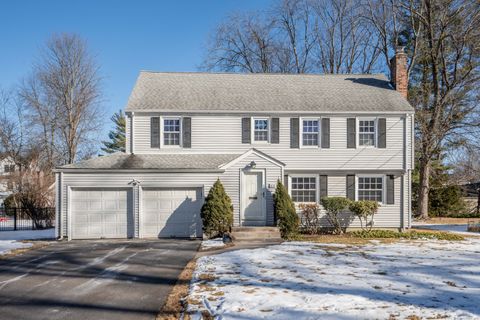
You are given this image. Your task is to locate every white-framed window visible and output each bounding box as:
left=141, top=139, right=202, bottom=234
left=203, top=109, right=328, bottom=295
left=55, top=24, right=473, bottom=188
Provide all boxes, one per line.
left=253, top=118, right=269, bottom=142
left=4, top=165, right=15, bottom=173
left=290, top=176, right=317, bottom=203
left=357, top=175, right=384, bottom=202
left=358, top=119, right=376, bottom=147
left=302, top=118, right=319, bottom=146
left=163, top=117, right=181, bottom=146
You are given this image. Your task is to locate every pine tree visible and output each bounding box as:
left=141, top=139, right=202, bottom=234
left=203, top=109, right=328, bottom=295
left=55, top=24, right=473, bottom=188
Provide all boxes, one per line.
left=101, top=110, right=126, bottom=153
left=201, top=179, right=234, bottom=238
left=273, top=180, right=299, bottom=239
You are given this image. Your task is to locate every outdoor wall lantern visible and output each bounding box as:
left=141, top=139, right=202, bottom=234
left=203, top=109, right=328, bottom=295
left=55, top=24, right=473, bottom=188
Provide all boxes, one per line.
left=249, top=161, right=256, bottom=169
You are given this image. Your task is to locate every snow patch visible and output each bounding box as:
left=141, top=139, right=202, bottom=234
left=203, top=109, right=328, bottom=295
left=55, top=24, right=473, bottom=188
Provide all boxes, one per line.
left=200, top=238, right=227, bottom=250
left=187, top=239, right=480, bottom=319
left=0, top=229, right=55, bottom=241
left=0, top=240, right=32, bottom=256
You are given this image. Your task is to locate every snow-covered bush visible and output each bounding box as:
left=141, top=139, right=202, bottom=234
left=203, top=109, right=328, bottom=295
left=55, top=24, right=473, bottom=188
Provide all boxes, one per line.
left=349, top=200, right=379, bottom=231
left=273, top=180, right=299, bottom=239
left=299, top=203, right=320, bottom=234
left=320, top=197, right=351, bottom=234
left=200, top=179, right=233, bottom=239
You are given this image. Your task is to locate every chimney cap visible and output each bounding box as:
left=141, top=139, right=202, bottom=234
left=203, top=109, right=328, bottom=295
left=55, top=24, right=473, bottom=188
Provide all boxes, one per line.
left=396, top=46, right=406, bottom=54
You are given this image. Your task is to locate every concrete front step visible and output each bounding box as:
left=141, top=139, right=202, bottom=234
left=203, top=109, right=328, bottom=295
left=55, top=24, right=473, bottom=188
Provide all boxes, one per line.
left=231, top=226, right=282, bottom=241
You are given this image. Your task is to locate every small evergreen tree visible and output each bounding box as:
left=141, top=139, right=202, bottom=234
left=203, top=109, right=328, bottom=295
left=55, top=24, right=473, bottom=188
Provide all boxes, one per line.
left=201, top=179, right=233, bottom=238
left=102, top=110, right=126, bottom=154
left=273, top=180, right=299, bottom=239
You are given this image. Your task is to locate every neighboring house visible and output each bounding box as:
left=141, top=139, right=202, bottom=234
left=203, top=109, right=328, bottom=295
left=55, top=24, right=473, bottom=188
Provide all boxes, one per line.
left=55, top=48, right=414, bottom=240
left=0, top=155, right=17, bottom=207
left=461, top=182, right=480, bottom=214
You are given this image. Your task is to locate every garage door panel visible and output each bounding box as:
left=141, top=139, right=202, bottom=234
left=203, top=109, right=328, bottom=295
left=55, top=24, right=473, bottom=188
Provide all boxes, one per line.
left=142, top=187, right=203, bottom=238
left=71, top=188, right=132, bottom=239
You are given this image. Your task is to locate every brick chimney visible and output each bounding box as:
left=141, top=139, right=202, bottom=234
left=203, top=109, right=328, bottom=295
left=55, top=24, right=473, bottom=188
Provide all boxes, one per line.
left=390, top=47, right=408, bottom=99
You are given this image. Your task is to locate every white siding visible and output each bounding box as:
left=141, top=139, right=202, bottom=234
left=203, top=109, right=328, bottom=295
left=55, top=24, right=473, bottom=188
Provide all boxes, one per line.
left=59, top=152, right=282, bottom=237
left=291, top=173, right=403, bottom=229
left=131, top=114, right=407, bottom=171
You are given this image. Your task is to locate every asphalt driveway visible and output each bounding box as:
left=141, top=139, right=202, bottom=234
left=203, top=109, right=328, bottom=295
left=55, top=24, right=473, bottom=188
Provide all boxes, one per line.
left=0, top=239, right=200, bottom=320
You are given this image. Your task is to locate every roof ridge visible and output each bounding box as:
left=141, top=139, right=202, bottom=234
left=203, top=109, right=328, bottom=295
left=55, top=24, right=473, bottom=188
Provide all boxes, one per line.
left=139, top=70, right=387, bottom=78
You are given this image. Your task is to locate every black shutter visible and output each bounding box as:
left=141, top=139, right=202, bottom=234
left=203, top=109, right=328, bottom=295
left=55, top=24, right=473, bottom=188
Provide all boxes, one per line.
left=284, top=175, right=289, bottom=191
left=242, top=118, right=251, bottom=144
left=347, top=118, right=356, bottom=148
left=182, top=117, right=191, bottom=148
left=346, top=175, right=355, bottom=200
left=386, top=175, right=395, bottom=204
left=271, top=118, right=280, bottom=144
left=377, top=118, right=386, bottom=148
left=320, top=175, right=328, bottom=199
left=290, top=118, right=299, bottom=148
left=150, top=117, right=160, bottom=148
left=321, top=118, right=330, bottom=148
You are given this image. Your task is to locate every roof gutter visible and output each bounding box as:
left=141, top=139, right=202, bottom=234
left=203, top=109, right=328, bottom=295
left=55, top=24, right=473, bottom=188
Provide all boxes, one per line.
left=124, top=109, right=415, bottom=115
left=53, top=168, right=226, bottom=174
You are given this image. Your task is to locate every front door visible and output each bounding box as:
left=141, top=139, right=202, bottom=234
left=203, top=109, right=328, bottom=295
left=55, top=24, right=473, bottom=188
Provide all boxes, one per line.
left=242, top=171, right=266, bottom=226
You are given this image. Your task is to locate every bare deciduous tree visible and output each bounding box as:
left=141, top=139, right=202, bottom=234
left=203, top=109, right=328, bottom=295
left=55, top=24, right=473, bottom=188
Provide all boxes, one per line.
left=19, top=33, right=103, bottom=167
left=407, top=0, right=480, bottom=219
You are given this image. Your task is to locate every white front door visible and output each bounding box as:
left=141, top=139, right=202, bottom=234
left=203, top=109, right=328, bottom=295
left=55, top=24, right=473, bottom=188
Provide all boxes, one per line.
left=242, top=171, right=266, bottom=226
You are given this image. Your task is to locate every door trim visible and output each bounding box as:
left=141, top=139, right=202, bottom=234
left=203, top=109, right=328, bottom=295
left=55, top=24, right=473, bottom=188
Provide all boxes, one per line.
left=240, top=168, right=267, bottom=226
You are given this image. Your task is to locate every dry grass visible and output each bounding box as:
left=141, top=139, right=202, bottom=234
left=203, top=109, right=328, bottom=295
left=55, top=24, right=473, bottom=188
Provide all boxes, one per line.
left=301, top=234, right=398, bottom=245
left=156, top=258, right=197, bottom=320
left=420, top=217, right=479, bottom=224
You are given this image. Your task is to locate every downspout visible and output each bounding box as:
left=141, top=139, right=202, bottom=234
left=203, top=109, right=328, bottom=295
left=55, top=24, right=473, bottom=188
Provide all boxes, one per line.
left=131, top=112, right=135, bottom=154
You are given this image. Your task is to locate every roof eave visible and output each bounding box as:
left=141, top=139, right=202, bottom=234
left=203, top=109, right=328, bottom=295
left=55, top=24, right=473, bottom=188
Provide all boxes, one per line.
left=53, top=168, right=225, bottom=173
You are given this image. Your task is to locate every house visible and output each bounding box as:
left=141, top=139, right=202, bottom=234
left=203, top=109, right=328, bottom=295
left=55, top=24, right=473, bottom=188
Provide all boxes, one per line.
left=0, top=155, right=17, bottom=207
left=55, top=49, right=414, bottom=240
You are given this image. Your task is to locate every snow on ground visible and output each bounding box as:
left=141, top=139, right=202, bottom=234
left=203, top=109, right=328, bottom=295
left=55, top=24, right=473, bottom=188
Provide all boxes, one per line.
left=0, top=229, right=55, bottom=256
left=187, top=239, right=480, bottom=319
left=0, top=228, right=55, bottom=241
left=413, top=223, right=478, bottom=235
left=0, top=240, right=32, bottom=255
left=200, top=238, right=227, bottom=251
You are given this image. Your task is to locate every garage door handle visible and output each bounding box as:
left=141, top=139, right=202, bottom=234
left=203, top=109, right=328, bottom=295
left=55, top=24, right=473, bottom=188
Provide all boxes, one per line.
left=249, top=196, right=258, bottom=200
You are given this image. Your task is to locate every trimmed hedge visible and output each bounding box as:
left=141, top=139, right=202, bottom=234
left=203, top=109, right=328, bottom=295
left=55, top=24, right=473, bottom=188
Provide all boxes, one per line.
left=349, top=229, right=464, bottom=241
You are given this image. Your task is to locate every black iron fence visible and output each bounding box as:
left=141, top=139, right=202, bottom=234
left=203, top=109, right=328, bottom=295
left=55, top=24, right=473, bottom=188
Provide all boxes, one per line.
left=0, top=207, right=55, bottom=231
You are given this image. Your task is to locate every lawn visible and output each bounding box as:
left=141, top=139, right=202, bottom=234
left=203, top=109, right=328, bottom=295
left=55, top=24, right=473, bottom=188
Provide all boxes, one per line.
left=186, top=237, right=480, bottom=319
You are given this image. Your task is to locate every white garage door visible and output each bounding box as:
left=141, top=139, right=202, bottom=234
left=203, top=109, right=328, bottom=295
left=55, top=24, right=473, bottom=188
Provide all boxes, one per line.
left=71, top=188, right=132, bottom=239
left=142, top=187, right=203, bottom=238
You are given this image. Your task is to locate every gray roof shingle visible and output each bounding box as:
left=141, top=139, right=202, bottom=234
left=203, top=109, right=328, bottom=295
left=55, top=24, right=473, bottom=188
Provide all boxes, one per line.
left=125, top=72, right=413, bottom=113
left=58, top=153, right=240, bottom=171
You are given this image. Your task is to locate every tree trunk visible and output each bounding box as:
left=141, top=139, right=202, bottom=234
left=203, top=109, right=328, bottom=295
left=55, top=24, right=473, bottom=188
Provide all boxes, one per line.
left=417, top=158, right=430, bottom=219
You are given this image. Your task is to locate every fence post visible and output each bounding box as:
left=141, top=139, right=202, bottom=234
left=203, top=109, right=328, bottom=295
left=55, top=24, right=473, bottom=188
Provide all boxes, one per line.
left=13, top=208, right=17, bottom=231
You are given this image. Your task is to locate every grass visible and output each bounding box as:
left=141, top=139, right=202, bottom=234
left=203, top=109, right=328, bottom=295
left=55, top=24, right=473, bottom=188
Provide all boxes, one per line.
left=302, top=229, right=464, bottom=244
left=349, top=229, right=464, bottom=241
left=156, top=258, right=197, bottom=320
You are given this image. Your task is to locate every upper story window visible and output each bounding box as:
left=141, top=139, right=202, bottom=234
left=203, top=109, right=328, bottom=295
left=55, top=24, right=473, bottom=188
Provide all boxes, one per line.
left=358, top=176, right=383, bottom=202
left=291, top=176, right=317, bottom=202
left=358, top=119, right=376, bottom=146
left=302, top=119, right=319, bottom=146
left=253, top=118, right=269, bottom=142
left=4, top=165, right=15, bottom=173
left=163, top=118, right=181, bottom=146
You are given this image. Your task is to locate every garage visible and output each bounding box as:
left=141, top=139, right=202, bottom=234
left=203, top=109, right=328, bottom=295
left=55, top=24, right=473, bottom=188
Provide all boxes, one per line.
left=71, top=188, right=133, bottom=239
left=141, top=187, right=203, bottom=238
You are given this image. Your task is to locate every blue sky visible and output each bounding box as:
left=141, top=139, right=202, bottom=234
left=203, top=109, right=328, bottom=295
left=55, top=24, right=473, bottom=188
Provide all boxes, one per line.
left=0, top=0, right=270, bottom=134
